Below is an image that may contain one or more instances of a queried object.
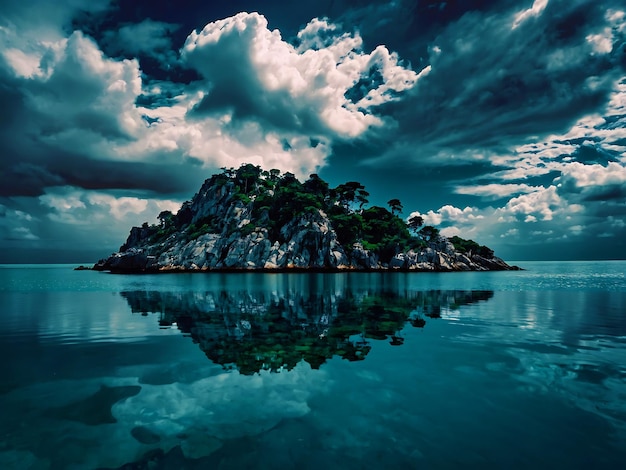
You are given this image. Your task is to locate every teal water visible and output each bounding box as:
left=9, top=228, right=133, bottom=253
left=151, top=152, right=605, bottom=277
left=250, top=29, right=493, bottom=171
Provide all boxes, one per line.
left=0, top=262, right=625, bottom=469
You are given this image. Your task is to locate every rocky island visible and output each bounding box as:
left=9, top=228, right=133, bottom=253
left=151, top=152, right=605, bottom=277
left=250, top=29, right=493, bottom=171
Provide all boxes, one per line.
left=94, top=164, right=519, bottom=273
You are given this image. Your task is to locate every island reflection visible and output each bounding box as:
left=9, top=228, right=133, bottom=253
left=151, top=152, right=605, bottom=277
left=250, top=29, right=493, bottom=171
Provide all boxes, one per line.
left=121, top=288, right=494, bottom=374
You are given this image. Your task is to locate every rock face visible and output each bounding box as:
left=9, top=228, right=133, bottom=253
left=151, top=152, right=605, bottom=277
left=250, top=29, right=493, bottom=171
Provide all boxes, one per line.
left=94, top=174, right=519, bottom=273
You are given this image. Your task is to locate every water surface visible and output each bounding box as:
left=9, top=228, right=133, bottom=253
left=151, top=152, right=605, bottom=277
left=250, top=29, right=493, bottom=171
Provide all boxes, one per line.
left=0, top=262, right=625, bottom=468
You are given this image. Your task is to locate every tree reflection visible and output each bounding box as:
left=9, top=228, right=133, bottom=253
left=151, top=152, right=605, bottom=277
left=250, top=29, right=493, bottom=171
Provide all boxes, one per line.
left=121, top=289, right=493, bottom=374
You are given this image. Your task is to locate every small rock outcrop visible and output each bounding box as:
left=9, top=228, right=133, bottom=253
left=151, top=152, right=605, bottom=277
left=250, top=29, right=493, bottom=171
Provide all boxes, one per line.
left=94, top=166, right=519, bottom=273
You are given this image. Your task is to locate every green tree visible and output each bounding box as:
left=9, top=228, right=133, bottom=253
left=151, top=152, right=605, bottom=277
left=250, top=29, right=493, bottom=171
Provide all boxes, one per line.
left=330, top=211, right=364, bottom=247
left=157, top=210, right=174, bottom=229
left=176, top=201, right=193, bottom=227
left=359, top=206, right=413, bottom=262
left=333, top=181, right=368, bottom=212
left=356, top=189, right=370, bottom=210
left=419, top=225, right=440, bottom=242
left=269, top=168, right=281, bottom=178
left=449, top=236, right=494, bottom=259
left=387, top=198, right=403, bottom=215
left=407, top=214, right=424, bottom=234
left=235, top=163, right=262, bottom=195
left=303, top=174, right=330, bottom=200
left=220, top=167, right=235, bottom=178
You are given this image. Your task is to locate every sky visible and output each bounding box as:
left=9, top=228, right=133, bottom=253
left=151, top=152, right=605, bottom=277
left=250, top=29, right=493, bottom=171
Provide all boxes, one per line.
left=0, top=0, right=625, bottom=263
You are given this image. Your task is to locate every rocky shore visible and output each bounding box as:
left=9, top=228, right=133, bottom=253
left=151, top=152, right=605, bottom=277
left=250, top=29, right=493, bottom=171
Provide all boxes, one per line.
left=93, top=234, right=517, bottom=273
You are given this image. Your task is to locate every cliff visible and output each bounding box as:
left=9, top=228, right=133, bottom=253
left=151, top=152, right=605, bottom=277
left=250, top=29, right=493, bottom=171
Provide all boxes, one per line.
left=93, top=165, right=519, bottom=273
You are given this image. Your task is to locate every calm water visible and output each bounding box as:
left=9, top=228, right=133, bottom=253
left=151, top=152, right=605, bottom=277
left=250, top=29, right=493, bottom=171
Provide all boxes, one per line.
left=0, top=262, right=625, bottom=469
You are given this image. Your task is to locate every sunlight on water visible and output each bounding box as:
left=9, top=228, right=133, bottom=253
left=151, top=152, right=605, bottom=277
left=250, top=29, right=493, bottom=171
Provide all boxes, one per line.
left=0, top=262, right=625, bottom=468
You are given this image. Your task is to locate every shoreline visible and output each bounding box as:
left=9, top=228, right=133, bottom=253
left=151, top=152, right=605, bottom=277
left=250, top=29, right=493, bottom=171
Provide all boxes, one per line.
left=85, top=264, right=523, bottom=274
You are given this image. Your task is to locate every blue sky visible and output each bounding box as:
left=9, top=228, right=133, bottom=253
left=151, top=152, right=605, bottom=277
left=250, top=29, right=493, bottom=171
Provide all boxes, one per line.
left=0, top=0, right=624, bottom=262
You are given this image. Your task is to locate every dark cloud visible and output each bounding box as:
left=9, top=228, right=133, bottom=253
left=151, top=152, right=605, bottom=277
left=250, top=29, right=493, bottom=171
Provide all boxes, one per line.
left=0, top=0, right=624, bottom=261
left=72, top=0, right=338, bottom=82
left=0, top=139, right=206, bottom=198
left=0, top=164, right=65, bottom=197
left=135, top=81, right=187, bottom=108
left=0, top=64, right=201, bottom=199
left=333, top=0, right=521, bottom=64
left=0, top=32, right=141, bottom=197
left=508, top=170, right=562, bottom=188
left=569, top=144, right=620, bottom=165
left=101, top=19, right=179, bottom=58
left=599, top=112, right=626, bottom=130
left=344, top=67, right=385, bottom=105
left=0, top=31, right=142, bottom=145
left=1, top=0, right=112, bottom=38
left=97, top=19, right=190, bottom=82
left=390, top=0, right=622, bottom=153
left=582, top=185, right=626, bottom=202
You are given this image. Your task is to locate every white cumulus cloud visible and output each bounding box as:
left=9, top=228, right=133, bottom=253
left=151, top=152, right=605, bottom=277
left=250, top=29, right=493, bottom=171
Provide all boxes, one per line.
left=181, top=13, right=421, bottom=138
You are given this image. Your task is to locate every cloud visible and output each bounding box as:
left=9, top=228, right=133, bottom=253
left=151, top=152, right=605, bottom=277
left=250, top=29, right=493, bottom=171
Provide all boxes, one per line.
left=0, top=1, right=624, bottom=262
left=512, top=0, right=548, bottom=29
left=0, top=28, right=188, bottom=199
left=295, top=16, right=340, bottom=50
left=455, top=183, right=540, bottom=199
left=11, top=226, right=39, bottom=241
left=9, top=186, right=183, bottom=257
left=364, top=0, right=625, bottom=170
left=498, top=187, right=567, bottom=222
left=0, top=0, right=112, bottom=43
left=0, top=28, right=144, bottom=155
left=101, top=19, right=180, bottom=62
left=559, top=161, right=626, bottom=188
left=1, top=11, right=421, bottom=203
left=411, top=205, right=485, bottom=227
left=39, top=186, right=180, bottom=226
left=396, top=69, right=626, bottom=257
left=407, top=205, right=486, bottom=240
left=0, top=203, right=40, bottom=242
left=32, top=31, right=143, bottom=139
left=0, top=9, right=418, bottom=258
left=405, top=174, right=620, bottom=256
left=1, top=186, right=181, bottom=261
left=489, top=81, right=626, bottom=219
left=2, top=48, right=42, bottom=77
left=182, top=13, right=421, bottom=138
left=556, top=161, right=626, bottom=202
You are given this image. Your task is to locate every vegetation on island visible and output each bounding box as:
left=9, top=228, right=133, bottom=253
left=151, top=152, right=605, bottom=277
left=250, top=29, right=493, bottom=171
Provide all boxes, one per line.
left=136, top=163, right=496, bottom=264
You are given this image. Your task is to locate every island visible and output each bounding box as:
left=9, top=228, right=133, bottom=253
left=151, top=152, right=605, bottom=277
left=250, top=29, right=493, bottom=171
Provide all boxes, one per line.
left=94, top=164, right=519, bottom=272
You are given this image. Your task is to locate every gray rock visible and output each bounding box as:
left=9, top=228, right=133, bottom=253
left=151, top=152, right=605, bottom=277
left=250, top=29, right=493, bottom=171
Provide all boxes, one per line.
left=390, top=253, right=407, bottom=269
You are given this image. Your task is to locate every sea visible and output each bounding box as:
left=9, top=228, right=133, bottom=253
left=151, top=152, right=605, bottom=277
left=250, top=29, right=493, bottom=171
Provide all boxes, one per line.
left=0, top=261, right=625, bottom=469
